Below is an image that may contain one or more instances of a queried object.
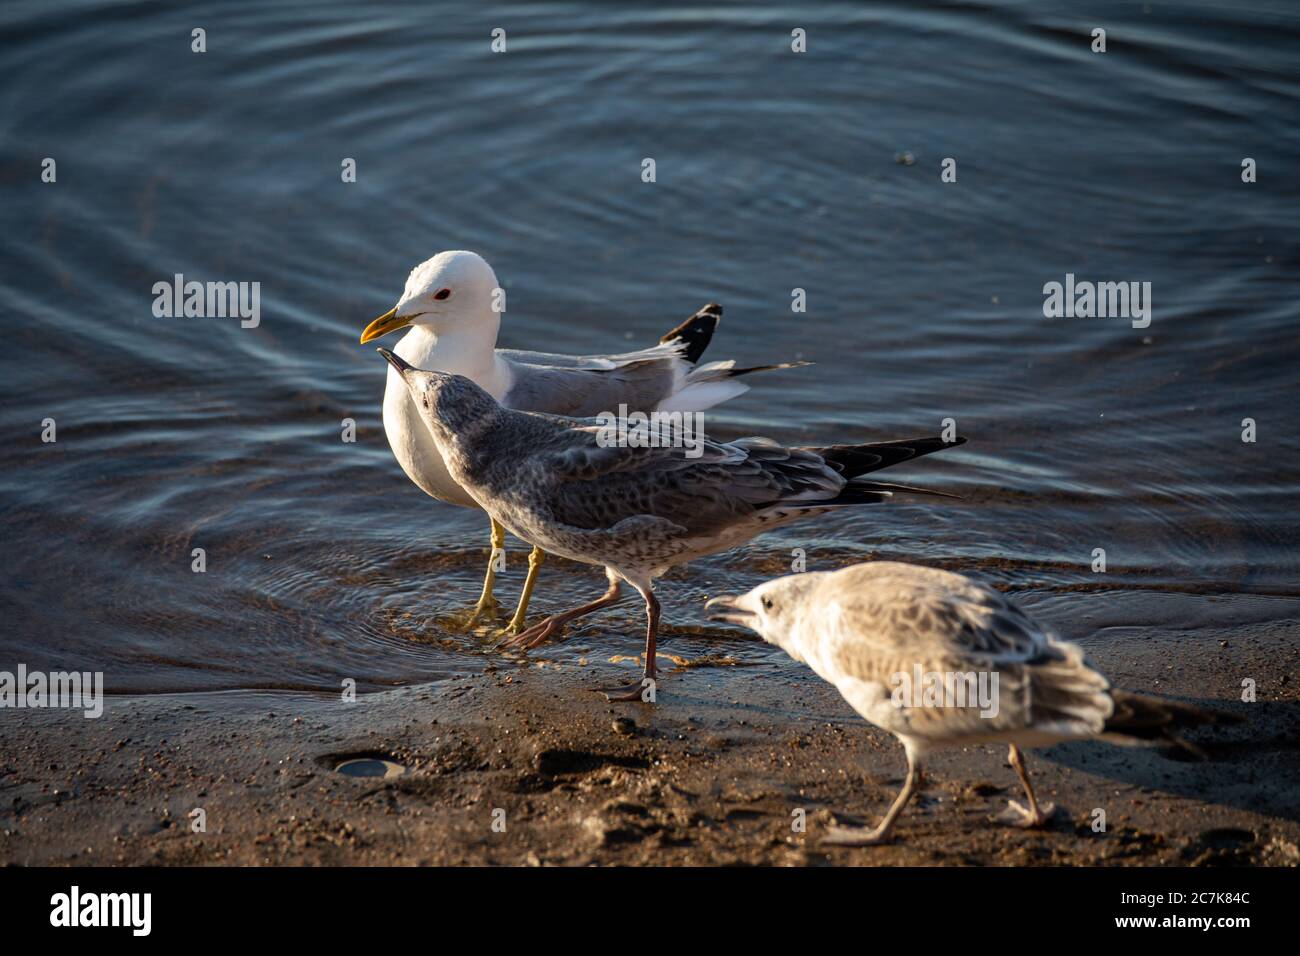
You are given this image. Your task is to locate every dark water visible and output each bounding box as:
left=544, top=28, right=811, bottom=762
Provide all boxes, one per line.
left=2, top=1, right=1297, bottom=696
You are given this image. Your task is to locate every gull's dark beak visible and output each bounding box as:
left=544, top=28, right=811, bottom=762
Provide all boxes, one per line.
left=705, top=594, right=755, bottom=625
left=377, top=347, right=414, bottom=375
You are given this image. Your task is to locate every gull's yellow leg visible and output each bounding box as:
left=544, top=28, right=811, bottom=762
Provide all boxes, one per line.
left=503, top=546, right=546, bottom=635
left=465, top=518, right=506, bottom=626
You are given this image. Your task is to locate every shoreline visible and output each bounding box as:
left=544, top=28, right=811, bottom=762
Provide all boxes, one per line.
left=3, top=618, right=1297, bottom=867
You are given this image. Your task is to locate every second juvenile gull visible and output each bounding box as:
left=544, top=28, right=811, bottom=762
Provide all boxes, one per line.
left=359, top=250, right=803, bottom=633
left=706, top=562, right=1241, bottom=844
left=379, top=348, right=965, bottom=700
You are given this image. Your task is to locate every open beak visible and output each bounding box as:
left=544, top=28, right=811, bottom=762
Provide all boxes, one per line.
left=705, top=594, right=756, bottom=625
left=359, top=306, right=410, bottom=344
left=376, top=347, right=414, bottom=375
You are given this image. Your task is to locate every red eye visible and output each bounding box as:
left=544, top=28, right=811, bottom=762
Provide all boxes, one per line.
left=433, top=288, right=451, bottom=300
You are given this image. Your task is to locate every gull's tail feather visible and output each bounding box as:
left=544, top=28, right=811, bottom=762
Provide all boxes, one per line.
left=1101, top=690, right=1243, bottom=757
left=664, top=358, right=810, bottom=414
left=812, top=436, right=966, bottom=480
left=660, top=303, right=722, bottom=365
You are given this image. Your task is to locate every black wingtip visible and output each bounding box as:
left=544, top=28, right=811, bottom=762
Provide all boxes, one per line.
left=811, top=435, right=967, bottom=480
left=660, top=303, right=722, bottom=364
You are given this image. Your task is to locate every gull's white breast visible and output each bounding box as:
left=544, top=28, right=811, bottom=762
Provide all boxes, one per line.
left=382, top=328, right=489, bottom=509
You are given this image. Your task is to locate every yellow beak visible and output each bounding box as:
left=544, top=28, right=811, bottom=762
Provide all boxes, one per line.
left=359, top=306, right=410, bottom=344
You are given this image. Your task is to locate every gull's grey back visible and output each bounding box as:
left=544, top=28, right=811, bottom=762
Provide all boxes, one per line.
left=500, top=355, right=679, bottom=417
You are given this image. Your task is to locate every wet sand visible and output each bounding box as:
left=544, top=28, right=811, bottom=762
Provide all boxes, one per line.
left=3, top=612, right=1297, bottom=867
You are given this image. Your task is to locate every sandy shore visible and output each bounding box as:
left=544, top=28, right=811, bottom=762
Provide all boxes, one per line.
left=3, top=618, right=1298, bottom=867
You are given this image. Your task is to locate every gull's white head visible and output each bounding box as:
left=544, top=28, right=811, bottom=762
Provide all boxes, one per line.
left=705, top=572, right=825, bottom=650
left=360, top=250, right=500, bottom=343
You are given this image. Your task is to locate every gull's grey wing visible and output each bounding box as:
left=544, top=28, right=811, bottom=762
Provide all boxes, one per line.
left=498, top=298, right=806, bottom=417
left=500, top=356, right=684, bottom=417
left=531, top=431, right=848, bottom=537
left=819, top=566, right=1051, bottom=671
left=495, top=301, right=720, bottom=371
left=496, top=339, right=685, bottom=371
left=817, top=565, right=1112, bottom=739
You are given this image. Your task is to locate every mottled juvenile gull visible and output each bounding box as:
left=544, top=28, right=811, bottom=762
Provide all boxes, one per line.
left=360, top=250, right=804, bottom=633
left=707, top=562, right=1241, bottom=844
left=378, top=348, right=964, bottom=700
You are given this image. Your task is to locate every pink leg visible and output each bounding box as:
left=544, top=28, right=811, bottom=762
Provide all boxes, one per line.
left=499, top=575, right=623, bottom=650
left=596, top=585, right=660, bottom=702
left=997, top=743, right=1056, bottom=828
